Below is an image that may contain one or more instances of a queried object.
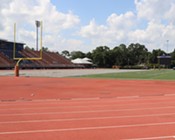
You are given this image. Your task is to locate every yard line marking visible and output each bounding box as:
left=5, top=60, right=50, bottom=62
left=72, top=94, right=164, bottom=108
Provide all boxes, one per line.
left=1, top=112, right=175, bottom=124
left=1, top=121, right=175, bottom=135
left=1, top=105, right=175, bottom=116
left=124, top=135, right=175, bottom=140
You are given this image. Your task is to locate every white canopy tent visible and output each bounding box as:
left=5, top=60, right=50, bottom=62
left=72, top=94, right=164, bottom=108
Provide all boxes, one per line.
left=71, top=58, right=92, bottom=64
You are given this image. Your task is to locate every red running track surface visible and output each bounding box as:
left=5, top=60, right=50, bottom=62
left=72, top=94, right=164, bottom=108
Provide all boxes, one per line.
left=0, top=77, right=175, bottom=100
left=0, top=77, right=175, bottom=139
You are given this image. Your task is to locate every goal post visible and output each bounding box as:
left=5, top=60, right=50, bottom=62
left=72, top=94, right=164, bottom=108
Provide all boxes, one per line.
left=13, top=21, right=43, bottom=76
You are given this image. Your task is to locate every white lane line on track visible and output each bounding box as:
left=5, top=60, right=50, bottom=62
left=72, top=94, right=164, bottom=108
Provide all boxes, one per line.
left=1, top=93, right=175, bottom=104
left=1, top=112, right=175, bottom=124
left=1, top=94, right=175, bottom=107
left=124, top=135, right=175, bottom=140
left=117, top=96, right=139, bottom=99
left=164, top=94, right=175, bottom=97
left=71, top=97, right=100, bottom=100
left=1, top=105, right=175, bottom=116
left=1, top=99, right=175, bottom=111
left=1, top=121, right=175, bottom=135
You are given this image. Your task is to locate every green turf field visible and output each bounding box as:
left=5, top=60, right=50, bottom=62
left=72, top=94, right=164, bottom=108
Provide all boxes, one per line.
left=79, top=70, right=175, bottom=80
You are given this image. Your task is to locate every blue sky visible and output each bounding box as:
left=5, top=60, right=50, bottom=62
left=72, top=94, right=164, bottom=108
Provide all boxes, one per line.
left=0, top=0, right=175, bottom=52
left=52, top=0, right=136, bottom=24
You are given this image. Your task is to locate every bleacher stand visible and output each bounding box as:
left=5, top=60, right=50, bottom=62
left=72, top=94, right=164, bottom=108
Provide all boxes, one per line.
left=0, top=39, right=82, bottom=69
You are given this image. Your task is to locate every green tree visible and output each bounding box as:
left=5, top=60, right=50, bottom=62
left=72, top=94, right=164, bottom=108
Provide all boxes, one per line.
left=85, top=52, right=92, bottom=59
left=70, top=51, right=85, bottom=60
left=91, top=46, right=112, bottom=68
left=61, top=50, right=70, bottom=58
left=170, top=49, right=175, bottom=67
left=112, top=44, right=128, bottom=66
left=128, top=43, right=148, bottom=65
left=149, top=49, right=165, bottom=64
left=170, top=49, right=175, bottom=60
left=24, top=46, right=35, bottom=51
left=41, top=47, right=49, bottom=52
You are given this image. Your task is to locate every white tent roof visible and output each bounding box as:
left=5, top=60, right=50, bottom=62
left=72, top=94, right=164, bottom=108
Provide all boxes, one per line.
left=82, top=57, right=92, bottom=61
left=71, top=58, right=92, bottom=64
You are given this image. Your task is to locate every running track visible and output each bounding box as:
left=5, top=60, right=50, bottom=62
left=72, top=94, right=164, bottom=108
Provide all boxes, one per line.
left=1, top=77, right=175, bottom=139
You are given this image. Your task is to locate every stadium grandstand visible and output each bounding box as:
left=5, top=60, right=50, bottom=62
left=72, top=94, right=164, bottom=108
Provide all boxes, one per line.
left=0, top=39, right=83, bottom=69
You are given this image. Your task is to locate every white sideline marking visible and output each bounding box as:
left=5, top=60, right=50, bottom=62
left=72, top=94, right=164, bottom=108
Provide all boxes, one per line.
left=1, top=105, right=175, bottom=116
left=0, top=121, right=175, bottom=135
left=1, top=112, right=175, bottom=124
left=125, top=135, right=175, bottom=140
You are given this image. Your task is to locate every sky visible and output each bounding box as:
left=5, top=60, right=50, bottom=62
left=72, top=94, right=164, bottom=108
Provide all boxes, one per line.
left=0, top=0, right=175, bottom=53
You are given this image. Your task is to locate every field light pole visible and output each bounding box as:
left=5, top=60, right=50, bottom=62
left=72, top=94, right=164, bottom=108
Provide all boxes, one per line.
left=166, top=40, right=169, bottom=54
left=36, top=20, right=41, bottom=51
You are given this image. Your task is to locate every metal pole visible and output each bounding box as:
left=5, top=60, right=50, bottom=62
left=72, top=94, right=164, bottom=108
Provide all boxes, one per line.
left=166, top=40, right=169, bottom=54
left=13, top=23, right=16, bottom=59
left=36, top=25, right=38, bottom=51
left=40, top=21, right=43, bottom=59
left=35, top=21, right=40, bottom=51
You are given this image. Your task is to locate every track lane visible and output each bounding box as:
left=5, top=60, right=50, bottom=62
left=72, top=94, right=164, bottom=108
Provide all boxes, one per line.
left=0, top=123, right=175, bottom=140
left=1, top=77, right=175, bottom=139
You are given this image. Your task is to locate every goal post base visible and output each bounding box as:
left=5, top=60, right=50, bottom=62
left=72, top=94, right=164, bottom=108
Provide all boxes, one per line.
left=14, top=65, right=19, bottom=77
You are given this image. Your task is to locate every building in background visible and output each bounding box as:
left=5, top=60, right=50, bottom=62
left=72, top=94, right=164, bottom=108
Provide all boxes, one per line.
left=157, top=55, right=171, bottom=68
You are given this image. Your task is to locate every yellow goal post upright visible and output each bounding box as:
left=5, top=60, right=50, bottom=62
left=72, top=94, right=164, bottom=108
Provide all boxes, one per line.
left=13, top=21, right=43, bottom=77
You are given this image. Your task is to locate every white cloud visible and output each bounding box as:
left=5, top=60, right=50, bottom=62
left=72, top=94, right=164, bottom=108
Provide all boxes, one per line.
left=165, top=3, right=175, bottom=24
left=135, top=0, right=172, bottom=21
left=132, top=0, right=175, bottom=51
left=129, top=21, right=165, bottom=42
left=43, top=34, right=84, bottom=52
left=0, top=0, right=80, bottom=51
left=129, top=21, right=175, bottom=52
left=107, top=12, right=136, bottom=30
left=79, top=19, right=107, bottom=38
left=0, top=0, right=175, bottom=53
left=79, top=12, right=136, bottom=48
left=79, top=1, right=175, bottom=52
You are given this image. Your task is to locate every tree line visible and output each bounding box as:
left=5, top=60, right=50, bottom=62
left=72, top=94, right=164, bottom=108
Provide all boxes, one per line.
left=62, top=43, right=175, bottom=68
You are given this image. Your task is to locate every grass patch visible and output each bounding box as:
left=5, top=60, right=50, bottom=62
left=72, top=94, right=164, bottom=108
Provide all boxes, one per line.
left=79, top=70, right=175, bottom=80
